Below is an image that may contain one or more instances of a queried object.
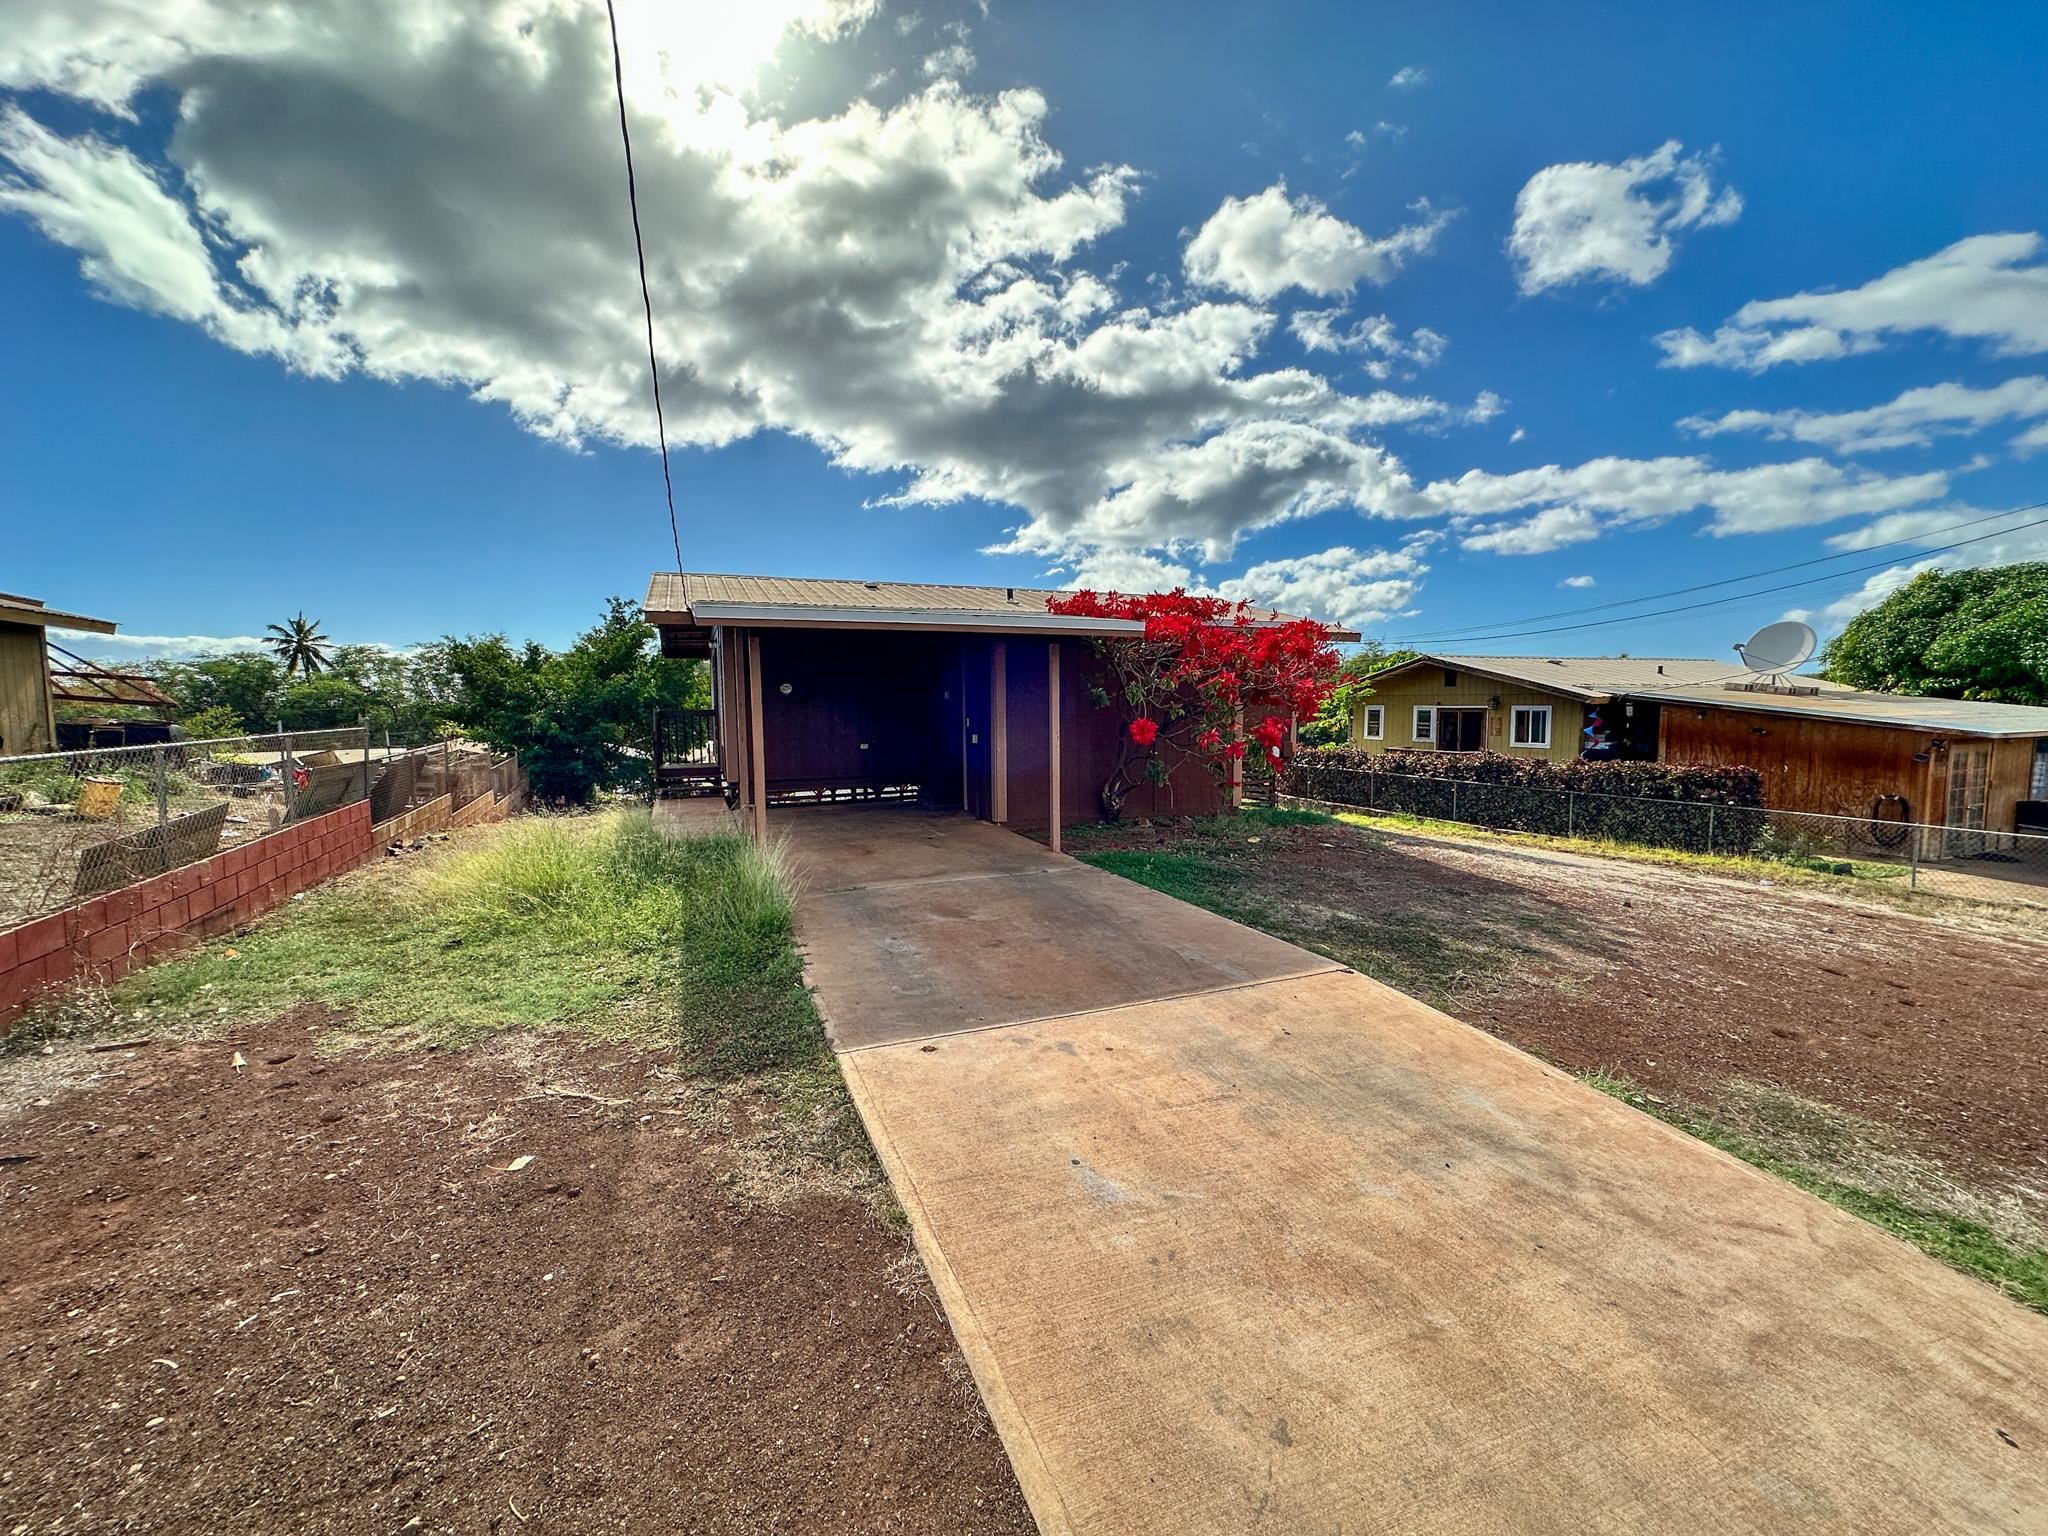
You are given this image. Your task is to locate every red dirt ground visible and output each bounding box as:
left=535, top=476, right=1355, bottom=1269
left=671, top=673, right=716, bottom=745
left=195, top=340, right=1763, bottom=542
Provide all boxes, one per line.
left=1079, top=817, right=2048, bottom=1200
left=0, top=1012, right=1032, bottom=1534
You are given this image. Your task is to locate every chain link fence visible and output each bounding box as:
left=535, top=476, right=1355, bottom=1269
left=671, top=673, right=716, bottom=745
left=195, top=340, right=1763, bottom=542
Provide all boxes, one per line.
left=1283, top=764, right=2048, bottom=909
left=0, top=727, right=371, bottom=929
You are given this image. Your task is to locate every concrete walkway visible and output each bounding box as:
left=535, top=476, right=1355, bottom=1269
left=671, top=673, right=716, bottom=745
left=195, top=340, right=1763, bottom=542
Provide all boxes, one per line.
left=784, top=805, right=2048, bottom=1536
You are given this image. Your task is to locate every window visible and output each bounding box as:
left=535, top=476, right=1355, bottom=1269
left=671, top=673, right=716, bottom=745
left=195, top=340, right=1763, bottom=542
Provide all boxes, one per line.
left=1510, top=704, right=1551, bottom=749
left=1412, top=706, right=1434, bottom=743
left=1361, top=704, right=1384, bottom=741
left=1442, top=668, right=1460, bottom=687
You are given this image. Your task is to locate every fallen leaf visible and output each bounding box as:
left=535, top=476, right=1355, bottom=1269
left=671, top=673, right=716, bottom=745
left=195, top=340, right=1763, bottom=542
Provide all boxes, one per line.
left=231, top=1052, right=248, bottom=1072
left=504, top=1155, right=534, bottom=1173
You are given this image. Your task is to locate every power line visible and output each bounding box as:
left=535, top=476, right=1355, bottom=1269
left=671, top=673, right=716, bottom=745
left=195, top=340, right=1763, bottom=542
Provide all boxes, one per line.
left=1390, top=507, right=2048, bottom=649
left=602, top=0, right=684, bottom=575
left=1391, top=499, right=2048, bottom=645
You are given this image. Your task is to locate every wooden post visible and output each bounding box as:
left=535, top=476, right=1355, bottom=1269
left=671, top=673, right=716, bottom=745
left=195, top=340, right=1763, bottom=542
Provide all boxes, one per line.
left=991, top=641, right=1008, bottom=824
left=1047, top=641, right=1062, bottom=853
left=746, top=631, right=768, bottom=842
left=1230, top=705, right=1244, bottom=811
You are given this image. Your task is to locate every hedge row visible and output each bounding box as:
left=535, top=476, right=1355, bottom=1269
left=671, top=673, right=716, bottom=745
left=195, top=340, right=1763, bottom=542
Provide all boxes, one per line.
left=1292, top=748, right=1766, bottom=853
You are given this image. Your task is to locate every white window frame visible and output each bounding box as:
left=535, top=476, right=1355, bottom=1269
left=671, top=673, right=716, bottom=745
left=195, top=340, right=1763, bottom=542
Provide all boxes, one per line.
left=1361, top=704, right=1384, bottom=742
left=1412, top=706, right=1434, bottom=744
left=1509, top=704, right=1552, bottom=750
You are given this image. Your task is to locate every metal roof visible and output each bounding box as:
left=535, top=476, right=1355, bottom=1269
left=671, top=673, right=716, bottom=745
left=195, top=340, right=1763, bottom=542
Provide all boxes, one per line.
left=1387, top=653, right=2048, bottom=738
left=1385, top=653, right=1839, bottom=702
left=0, top=594, right=117, bottom=634
left=644, top=571, right=1360, bottom=639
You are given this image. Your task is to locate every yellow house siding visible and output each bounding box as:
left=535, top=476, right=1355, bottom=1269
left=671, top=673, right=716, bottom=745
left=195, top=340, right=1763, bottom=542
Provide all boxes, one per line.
left=1350, top=666, right=1583, bottom=763
left=0, top=621, right=55, bottom=757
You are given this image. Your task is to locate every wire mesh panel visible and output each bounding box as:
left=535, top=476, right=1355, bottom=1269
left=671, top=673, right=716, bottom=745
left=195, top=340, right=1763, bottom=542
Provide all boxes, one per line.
left=0, top=727, right=369, bottom=930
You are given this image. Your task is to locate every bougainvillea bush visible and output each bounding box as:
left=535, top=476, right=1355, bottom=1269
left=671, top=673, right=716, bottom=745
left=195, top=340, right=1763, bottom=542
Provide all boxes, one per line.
left=1046, top=590, right=1340, bottom=819
left=1293, top=747, right=1766, bottom=853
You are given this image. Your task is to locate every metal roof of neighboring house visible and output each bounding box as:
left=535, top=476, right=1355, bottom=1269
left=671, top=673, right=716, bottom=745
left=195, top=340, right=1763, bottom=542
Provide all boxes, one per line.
left=643, top=572, right=1361, bottom=639
left=0, top=593, right=117, bottom=635
left=1385, top=653, right=1838, bottom=701
left=1383, top=653, right=2048, bottom=738
left=1645, top=684, right=2048, bottom=737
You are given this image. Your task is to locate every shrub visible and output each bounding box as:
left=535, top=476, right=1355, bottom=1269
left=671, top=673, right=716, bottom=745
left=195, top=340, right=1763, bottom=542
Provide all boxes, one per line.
left=1293, top=747, right=1766, bottom=853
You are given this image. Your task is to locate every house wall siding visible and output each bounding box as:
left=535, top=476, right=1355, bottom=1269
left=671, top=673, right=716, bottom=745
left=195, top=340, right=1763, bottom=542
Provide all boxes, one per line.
left=1658, top=708, right=1937, bottom=820
left=1349, top=669, right=1583, bottom=761
left=0, top=621, right=53, bottom=759
left=0, top=800, right=377, bottom=1029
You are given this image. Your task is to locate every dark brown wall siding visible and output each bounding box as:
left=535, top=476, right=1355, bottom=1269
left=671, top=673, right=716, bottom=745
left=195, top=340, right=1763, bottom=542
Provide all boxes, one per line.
left=1659, top=708, right=1934, bottom=820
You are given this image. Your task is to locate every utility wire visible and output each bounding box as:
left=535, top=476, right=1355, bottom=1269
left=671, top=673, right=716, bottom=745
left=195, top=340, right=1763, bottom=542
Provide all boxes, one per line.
left=603, top=0, right=684, bottom=575
left=1390, top=498, right=2048, bottom=646
left=1391, top=508, right=2048, bottom=649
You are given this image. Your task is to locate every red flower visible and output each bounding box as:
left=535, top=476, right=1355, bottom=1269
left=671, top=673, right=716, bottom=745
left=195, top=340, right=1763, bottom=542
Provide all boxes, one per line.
left=1128, top=717, right=1160, bottom=747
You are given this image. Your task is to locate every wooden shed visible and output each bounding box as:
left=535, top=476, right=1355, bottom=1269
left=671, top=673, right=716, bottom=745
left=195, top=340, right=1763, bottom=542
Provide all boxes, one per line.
left=645, top=572, right=1354, bottom=846
left=0, top=592, right=119, bottom=758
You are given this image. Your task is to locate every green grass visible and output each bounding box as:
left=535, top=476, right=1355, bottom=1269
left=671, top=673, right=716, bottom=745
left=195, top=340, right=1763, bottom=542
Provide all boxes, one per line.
left=77, top=813, right=824, bottom=1078
left=1587, top=1072, right=2048, bottom=1312
left=1312, top=806, right=2048, bottom=930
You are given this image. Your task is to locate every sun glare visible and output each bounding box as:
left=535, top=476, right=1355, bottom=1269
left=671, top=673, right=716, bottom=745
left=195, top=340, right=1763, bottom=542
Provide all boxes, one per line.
left=611, top=0, right=835, bottom=98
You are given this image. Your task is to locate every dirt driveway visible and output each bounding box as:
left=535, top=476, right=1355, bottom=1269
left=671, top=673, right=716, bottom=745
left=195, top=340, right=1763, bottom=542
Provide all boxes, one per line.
left=789, top=805, right=2048, bottom=1536
left=0, top=1012, right=1030, bottom=1535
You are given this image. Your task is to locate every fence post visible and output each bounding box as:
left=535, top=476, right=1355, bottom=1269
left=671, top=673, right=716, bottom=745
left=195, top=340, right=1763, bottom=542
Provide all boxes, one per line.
left=1707, top=804, right=1716, bottom=856
left=1451, top=779, right=1460, bottom=824
left=1909, top=825, right=1921, bottom=890
left=361, top=727, right=373, bottom=809
left=1566, top=791, right=1575, bottom=839
left=152, top=745, right=169, bottom=830
left=280, top=731, right=296, bottom=819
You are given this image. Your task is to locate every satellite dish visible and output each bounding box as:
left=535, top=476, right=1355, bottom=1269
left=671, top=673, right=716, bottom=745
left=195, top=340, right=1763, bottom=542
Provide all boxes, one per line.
left=1735, top=620, right=1817, bottom=675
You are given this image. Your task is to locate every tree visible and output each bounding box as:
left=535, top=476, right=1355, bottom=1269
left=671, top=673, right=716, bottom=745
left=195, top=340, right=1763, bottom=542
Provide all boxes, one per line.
left=1823, top=563, right=2048, bottom=704
left=1046, top=589, right=1341, bottom=818
left=437, top=598, right=705, bottom=803
left=149, top=652, right=287, bottom=731
left=1298, top=644, right=1418, bottom=747
left=266, top=612, right=332, bottom=679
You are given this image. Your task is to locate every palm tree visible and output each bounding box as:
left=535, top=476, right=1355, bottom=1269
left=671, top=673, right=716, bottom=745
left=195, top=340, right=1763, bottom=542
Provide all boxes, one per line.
left=266, top=612, right=332, bottom=679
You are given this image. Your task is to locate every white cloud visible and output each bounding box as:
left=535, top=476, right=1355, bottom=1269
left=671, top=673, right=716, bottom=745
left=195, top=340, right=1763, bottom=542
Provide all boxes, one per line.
left=51, top=629, right=273, bottom=660
left=1794, top=506, right=2048, bottom=629
left=1428, top=455, right=1948, bottom=539
left=2015, top=421, right=2048, bottom=457
left=1559, top=574, right=1596, bottom=588
left=1215, top=545, right=1430, bottom=629
left=1679, top=376, right=2048, bottom=454
left=920, top=42, right=974, bottom=77
left=1509, top=140, right=1741, bottom=295
left=1655, top=233, right=2048, bottom=371
left=1460, top=506, right=1601, bottom=554
left=1287, top=308, right=1446, bottom=377
left=1185, top=183, right=1454, bottom=300
left=1508, top=426, right=1526, bottom=443
left=1387, top=66, right=1427, bottom=89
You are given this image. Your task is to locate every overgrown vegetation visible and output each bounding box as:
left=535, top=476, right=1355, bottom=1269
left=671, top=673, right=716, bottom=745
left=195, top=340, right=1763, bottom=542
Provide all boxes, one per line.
left=1823, top=561, right=2048, bottom=704
left=1296, top=747, right=1766, bottom=853
left=88, top=812, right=814, bottom=1060
left=1587, top=1073, right=2048, bottom=1312
left=132, top=599, right=709, bottom=803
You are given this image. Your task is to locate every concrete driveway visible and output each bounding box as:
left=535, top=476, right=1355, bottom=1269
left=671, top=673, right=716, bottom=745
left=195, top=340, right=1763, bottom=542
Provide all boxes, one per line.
left=784, top=805, right=2048, bottom=1536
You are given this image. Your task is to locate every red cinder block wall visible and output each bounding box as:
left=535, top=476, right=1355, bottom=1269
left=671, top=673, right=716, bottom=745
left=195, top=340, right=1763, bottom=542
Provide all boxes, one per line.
left=0, top=800, right=377, bottom=1029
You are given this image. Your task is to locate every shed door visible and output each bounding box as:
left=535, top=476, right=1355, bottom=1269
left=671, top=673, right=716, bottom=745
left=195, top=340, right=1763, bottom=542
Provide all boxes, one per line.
left=1944, top=746, right=1991, bottom=856
left=961, top=642, right=993, bottom=819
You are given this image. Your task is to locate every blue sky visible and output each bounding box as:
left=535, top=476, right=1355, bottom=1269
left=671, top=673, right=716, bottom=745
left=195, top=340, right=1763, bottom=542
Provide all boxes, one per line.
left=4, top=0, right=2046, bottom=662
